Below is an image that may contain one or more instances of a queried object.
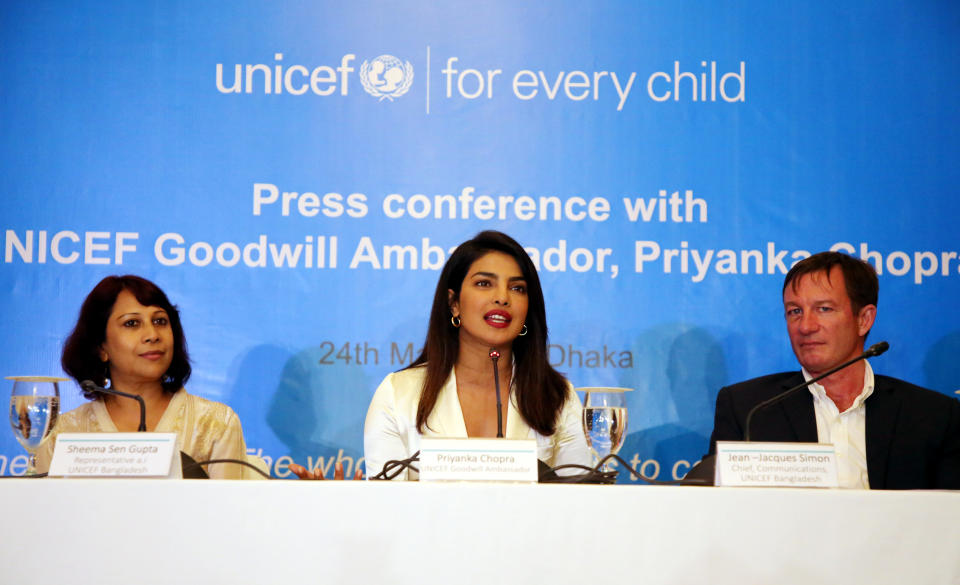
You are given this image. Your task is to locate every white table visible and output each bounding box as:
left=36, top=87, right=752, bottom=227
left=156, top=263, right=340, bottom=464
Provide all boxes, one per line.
left=1, top=479, right=957, bottom=585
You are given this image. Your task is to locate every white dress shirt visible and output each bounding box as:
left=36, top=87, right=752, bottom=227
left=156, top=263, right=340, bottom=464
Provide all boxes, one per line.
left=804, top=362, right=874, bottom=489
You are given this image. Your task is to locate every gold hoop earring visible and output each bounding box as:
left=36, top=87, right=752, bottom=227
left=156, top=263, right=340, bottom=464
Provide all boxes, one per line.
left=451, top=316, right=461, bottom=328
left=518, top=324, right=528, bottom=336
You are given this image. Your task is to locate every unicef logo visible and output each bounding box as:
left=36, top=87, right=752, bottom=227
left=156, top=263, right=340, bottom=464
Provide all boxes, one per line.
left=360, top=55, right=414, bottom=101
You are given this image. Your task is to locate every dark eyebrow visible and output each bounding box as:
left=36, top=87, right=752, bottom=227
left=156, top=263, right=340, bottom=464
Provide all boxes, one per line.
left=117, top=309, right=167, bottom=320
left=470, top=271, right=525, bottom=281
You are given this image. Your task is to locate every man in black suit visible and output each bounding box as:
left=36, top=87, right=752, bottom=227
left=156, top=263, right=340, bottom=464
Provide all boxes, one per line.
left=700, top=251, right=960, bottom=489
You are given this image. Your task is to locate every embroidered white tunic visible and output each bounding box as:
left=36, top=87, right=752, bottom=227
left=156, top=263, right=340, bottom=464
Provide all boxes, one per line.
left=36, top=389, right=249, bottom=479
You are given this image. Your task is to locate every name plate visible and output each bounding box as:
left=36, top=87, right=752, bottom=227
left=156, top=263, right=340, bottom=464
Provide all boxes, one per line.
left=715, top=441, right=838, bottom=488
left=48, top=433, right=181, bottom=478
left=419, top=438, right=538, bottom=483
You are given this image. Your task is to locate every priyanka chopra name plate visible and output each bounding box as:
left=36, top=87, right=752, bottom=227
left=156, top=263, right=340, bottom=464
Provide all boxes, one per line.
left=48, top=433, right=181, bottom=478
left=418, top=438, right=538, bottom=482
left=715, top=442, right=838, bottom=488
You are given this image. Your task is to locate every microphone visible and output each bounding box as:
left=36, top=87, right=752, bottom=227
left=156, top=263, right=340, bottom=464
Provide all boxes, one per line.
left=484, top=350, right=599, bottom=482
left=81, top=380, right=215, bottom=478
left=80, top=379, right=147, bottom=432
left=681, top=341, right=891, bottom=486
left=488, top=349, right=504, bottom=438
left=372, top=349, right=507, bottom=480
left=743, top=341, right=889, bottom=441
left=862, top=340, right=890, bottom=357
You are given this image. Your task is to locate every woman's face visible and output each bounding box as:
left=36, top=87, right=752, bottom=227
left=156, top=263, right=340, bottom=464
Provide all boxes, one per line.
left=98, top=289, right=175, bottom=387
left=450, top=251, right=530, bottom=350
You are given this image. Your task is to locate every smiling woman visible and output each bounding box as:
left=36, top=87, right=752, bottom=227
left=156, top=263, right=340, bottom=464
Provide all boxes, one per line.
left=34, top=275, right=253, bottom=479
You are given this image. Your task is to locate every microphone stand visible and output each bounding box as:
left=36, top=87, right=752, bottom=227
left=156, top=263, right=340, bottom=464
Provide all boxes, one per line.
left=488, top=349, right=504, bottom=438
left=743, top=341, right=889, bottom=441
left=80, top=380, right=147, bottom=432
left=681, top=341, right=890, bottom=486
left=80, top=380, right=209, bottom=478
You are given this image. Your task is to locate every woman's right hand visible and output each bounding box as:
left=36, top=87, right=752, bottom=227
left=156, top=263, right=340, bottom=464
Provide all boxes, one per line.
left=287, top=461, right=363, bottom=480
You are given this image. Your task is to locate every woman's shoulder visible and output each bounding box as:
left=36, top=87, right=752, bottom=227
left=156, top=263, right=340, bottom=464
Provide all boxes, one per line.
left=380, top=365, right=428, bottom=389
left=177, top=390, right=240, bottom=425
left=56, top=400, right=103, bottom=432
left=560, top=381, right=583, bottom=408
left=372, top=365, right=431, bottom=404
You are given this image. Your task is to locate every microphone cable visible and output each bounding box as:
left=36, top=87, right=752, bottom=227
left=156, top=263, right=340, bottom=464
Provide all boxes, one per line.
left=371, top=451, right=421, bottom=480
left=8, top=453, right=709, bottom=484
left=369, top=451, right=710, bottom=485
left=544, top=454, right=711, bottom=485
left=743, top=340, right=890, bottom=441
left=181, top=457, right=273, bottom=479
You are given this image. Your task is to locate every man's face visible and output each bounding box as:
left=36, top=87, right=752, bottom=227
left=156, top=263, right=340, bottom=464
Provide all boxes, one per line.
left=782, top=267, right=876, bottom=376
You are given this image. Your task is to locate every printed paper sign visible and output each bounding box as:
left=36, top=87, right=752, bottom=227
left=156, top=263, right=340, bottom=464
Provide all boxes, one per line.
left=715, top=441, right=838, bottom=488
left=419, top=438, right=538, bottom=483
left=48, top=433, right=180, bottom=478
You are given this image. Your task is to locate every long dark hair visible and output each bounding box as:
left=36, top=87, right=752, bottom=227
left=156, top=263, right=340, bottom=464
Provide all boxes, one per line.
left=61, top=275, right=191, bottom=398
left=410, top=231, right=567, bottom=435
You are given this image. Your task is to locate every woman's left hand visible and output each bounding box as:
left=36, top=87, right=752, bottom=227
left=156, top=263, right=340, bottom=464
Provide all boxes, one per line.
left=287, top=461, right=364, bottom=480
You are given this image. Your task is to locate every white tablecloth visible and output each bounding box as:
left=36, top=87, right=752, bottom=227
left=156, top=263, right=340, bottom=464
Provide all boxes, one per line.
left=1, top=479, right=957, bottom=585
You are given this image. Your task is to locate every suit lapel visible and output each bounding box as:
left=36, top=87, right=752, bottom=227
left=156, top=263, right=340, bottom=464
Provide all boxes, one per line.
left=428, top=371, right=468, bottom=438
left=431, top=371, right=530, bottom=439
left=505, top=388, right=531, bottom=440
left=776, top=373, right=818, bottom=442
left=865, top=377, right=901, bottom=489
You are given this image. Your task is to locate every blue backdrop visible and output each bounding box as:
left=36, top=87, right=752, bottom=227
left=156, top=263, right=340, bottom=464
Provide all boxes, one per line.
left=2, top=1, right=958, bottom=481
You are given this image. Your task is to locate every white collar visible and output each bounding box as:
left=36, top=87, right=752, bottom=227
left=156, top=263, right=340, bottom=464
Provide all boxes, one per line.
left=803, top=361, right=875, bottom=413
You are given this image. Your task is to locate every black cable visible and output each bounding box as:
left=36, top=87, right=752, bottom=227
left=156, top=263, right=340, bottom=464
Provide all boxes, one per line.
left=543, top=454, right=711, bottom=485
left=539, top=462, right=618, bottom=484
left=369, top=451, right=709, bottom=485
left=7, top=453, right=708, bottom=484
left=370, top=451, right=421, bottom=480
left=182, top=458, right=274, bottom=479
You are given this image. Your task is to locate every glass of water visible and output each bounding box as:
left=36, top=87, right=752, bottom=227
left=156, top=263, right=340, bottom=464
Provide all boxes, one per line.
left=8, top=376, right=64, bottom=474
left=579, top=387, right=631, bottom=473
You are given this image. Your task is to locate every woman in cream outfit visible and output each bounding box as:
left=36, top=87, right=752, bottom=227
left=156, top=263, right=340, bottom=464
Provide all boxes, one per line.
left=37, top=275, right=251, bottom=479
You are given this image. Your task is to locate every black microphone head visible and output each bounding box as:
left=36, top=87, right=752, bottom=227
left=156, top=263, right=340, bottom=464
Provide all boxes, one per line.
left=488, top=349, right=500, bottom=360
left=80, top=380, right=97, bottom=393
left=866, top=341, right=890, bottom=357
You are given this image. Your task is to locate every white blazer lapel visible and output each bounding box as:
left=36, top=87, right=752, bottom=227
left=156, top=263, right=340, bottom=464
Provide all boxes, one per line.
left=505, top=386, right=533, bottom=440
left=425, top=370, right=468, bottom=438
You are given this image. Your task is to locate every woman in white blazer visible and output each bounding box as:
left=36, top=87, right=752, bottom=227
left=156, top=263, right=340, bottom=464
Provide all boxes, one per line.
left=364, top=231, right=591, bottom=479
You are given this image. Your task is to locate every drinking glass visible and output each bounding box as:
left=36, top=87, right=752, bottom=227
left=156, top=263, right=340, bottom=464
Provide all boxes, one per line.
left=8, top=376, right=65, bottom=474
left=579, top=387, right=631, bottom=473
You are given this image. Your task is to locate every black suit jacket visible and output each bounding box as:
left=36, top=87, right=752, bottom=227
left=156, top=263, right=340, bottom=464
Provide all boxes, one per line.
left=703, top=372, right=960, bottom=490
